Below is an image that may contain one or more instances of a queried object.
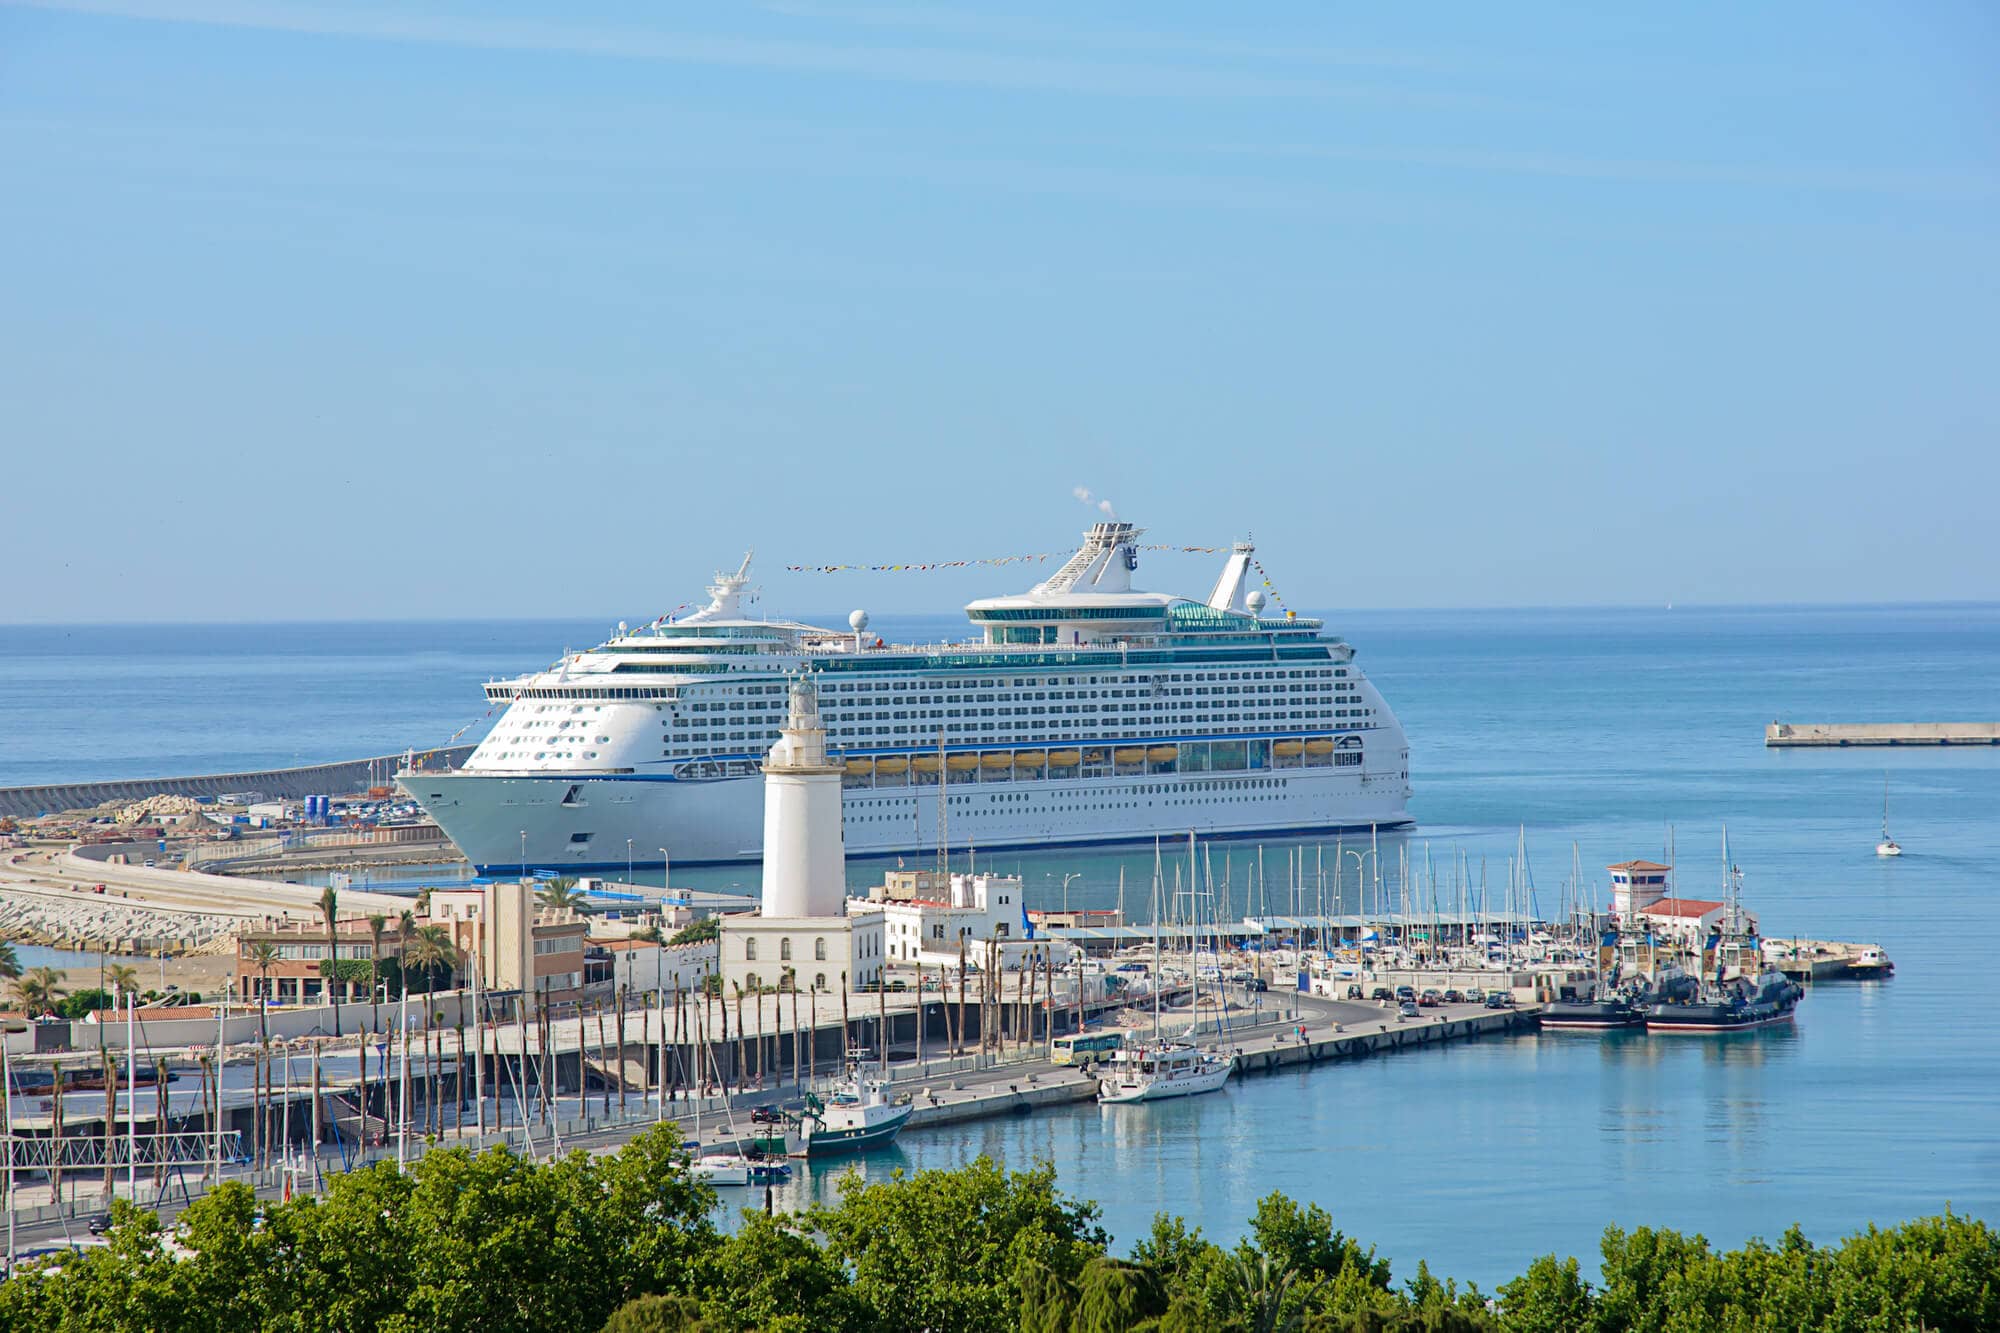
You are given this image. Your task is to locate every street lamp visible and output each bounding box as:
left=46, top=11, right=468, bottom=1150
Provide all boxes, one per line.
left=1061, top=873, right=1082, bottom=919
left=627, top=839, right=634, bottom=884
left=1344, top=849, right=1376, bottom=971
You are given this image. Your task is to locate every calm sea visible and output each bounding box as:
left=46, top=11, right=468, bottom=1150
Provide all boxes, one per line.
left=3, top=605, right=1997, bottom=1283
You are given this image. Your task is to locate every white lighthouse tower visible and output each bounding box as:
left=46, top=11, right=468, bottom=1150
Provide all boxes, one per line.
left=760, top=679, right=846, bottom=918
left=719, top=675, right=884, bottom=997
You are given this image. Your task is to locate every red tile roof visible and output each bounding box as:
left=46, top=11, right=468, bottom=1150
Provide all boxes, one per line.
left=1638, top=898, right=1723, bottom=919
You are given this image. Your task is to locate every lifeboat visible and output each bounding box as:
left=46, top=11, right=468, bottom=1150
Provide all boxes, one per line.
left=1081, top=748, right=1109, bottom=766
left=1048, top=749, right=1082, bottom=767
left=1013, top=751, right=1047, bottom=768
left=1147, top=745, right=1179, bottom=763
left=1113, top=747, right=1146, bottom=765
left=911, top=755, right=940, bottom=774
left=844, top=758, right=873, bottom=776
left=980, top=752, right=1012, bottom=770
left=1273, top=740, right=1304, bottom=758
left=946, top=753, right=980, bottom=772
left=1304, top=738, right=1336, bottom=756
left=874, top=756, right=909, bottom=775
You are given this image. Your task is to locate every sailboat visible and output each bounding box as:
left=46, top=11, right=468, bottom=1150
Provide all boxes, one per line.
left=1097, top=835, right=1232, bottom=1104
left=1876, top=776, right=1902, bottom=857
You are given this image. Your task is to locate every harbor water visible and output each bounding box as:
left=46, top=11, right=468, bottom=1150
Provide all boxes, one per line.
left=4, top=604, right=1997, bottom=1283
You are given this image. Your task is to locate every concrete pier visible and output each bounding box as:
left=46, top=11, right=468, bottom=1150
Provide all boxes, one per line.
left=1766, top=722, right=2000, bottom=747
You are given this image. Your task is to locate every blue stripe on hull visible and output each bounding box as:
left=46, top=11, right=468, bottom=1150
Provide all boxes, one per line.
left=469, top=818, right=1419, bottom=875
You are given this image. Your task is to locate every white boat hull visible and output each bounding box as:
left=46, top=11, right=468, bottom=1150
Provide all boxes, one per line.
left=403, top=764, right=1414, bottom=872
left=1097, top=1060, right=1233, bottom=1104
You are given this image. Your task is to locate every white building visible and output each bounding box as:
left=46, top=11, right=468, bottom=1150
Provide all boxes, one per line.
left=870, top=869, right=1073, bottom=972
left=719, top=680, right=885, bottom=996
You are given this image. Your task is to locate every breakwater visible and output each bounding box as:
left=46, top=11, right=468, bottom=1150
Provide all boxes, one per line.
left=0, top=747, right=475, bottom=819
left=1766, top=722, right=2000, bottom=747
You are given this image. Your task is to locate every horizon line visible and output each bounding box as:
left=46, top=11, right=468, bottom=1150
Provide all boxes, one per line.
left=4, top=598, right=1997, bottom=631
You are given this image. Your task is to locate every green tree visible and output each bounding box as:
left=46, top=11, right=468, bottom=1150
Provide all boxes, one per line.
left=1496, top=1254, right=1593, bottom=1333
left=56, top=987, right=115, bottom=1020
left=697, top=1211, right=863, bottom=1331
left=810, top=1157, right=1106, bottom=1333
left=668, top=917, right=719, bottom=946
left=246, top=941, right=280, bottom=1043
left=0, top=941, right=18, bottom=985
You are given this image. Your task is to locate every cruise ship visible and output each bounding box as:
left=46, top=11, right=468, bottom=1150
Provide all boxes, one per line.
left=399, top=521, right=1412, bottom=872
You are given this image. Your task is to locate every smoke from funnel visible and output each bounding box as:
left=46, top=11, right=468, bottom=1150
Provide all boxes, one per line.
left=1073, top=486, right=1118, bottom=521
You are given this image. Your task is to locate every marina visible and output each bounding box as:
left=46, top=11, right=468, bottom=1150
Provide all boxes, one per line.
left=3, top=602, right=1992, bottom=1286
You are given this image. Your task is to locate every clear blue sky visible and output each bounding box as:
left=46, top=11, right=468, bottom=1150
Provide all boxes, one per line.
left=2, top=2, right=1994, bottom=621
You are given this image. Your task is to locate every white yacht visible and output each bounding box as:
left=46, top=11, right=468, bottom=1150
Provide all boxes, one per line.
left=400, top=520, right=1413, bottom=871
left=1096, top=1040, right=1233, bottom=1104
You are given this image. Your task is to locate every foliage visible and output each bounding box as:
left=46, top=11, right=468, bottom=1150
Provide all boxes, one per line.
left=539, top=877, right=585, bottom=912
left=0, top=941, right=18, bottom=982
left=319, top=958, right=378, bottom=986
left=667, top=917, right=719, bottom=946
left=11, top=965, right=65, bottom=1013
left=0, top=1150, right=1991, bottom=1333
left=404, top=923, right=460, bottom=992
left=55, top=987, right=114, bottom=1019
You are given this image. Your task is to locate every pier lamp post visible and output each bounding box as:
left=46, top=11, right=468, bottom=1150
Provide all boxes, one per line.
left=659, top=850, right=670, bottom=892
left=1344, top=850, right=1376, bottom=973
left=1061, top=874, right=1082, bottom=920
left=519, top=830, right=527, bottom=879
left=627, top=840, right=634, bottom=885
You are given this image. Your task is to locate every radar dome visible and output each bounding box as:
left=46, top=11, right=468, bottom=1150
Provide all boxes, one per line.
left=849, top=609, right=870, bottom=632
left=617, top=620, right=628, bottom=635
left=1246, top=590, right=1268, bottom=614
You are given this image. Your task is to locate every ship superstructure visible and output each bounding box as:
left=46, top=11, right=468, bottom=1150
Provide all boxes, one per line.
left=400, top=521, right=1412, bottom=871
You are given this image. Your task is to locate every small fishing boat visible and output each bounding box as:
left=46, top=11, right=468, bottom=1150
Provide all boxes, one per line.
left=793, top=1054, right=913, bottom=1157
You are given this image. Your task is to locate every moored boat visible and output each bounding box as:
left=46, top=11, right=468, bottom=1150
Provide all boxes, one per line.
left=1096, top=1040, right=1232, bottom=1103
left=793, top=1055, right=913, bottom=1157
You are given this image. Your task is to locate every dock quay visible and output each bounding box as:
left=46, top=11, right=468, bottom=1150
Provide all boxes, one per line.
left=1766, top=721, right=2000, bottom=747
left=1765, top=938, right=1894, bottom=981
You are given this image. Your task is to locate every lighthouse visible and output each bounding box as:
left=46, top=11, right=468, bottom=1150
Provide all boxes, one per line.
left=719, top=676, right=884, bottom=998
left=760, top=678, right=846, bottom=918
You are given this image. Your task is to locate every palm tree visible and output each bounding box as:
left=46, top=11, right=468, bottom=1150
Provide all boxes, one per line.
left=246, top=943, right=280, bottom=1044
left=403, top=923, right=458, bottom=994
left=14, top=967, right=66, bottom=1016
left=105, top=963, right=139, bottom=999
left=0, top=942, right=20, bottom=986
left=1232, top=1251, right=1300, bottom=1333
left=318, top=886, right=342, bottom=1035
left=366, top=914, right=388, bottom=1033
left=400, top=925, right=458, bottom=1138
left=538, top=877, right=584, bottom=912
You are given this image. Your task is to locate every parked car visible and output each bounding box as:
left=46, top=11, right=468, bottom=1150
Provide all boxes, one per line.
left=1394, top=985, right=1416, bottom=1003
left=749, top=1105, right=785, bottom=1125
left=1442, top=989, right=1463, bottom=1004
left=1398, top=1001, right=1420, bottom=1019
left=1464, top=988, right=1486, bottom=1003
left=1484, top=992, right=1512, bottom=1009
left=888, top=979, right=908, bottom=993
left=1418, top=990, right=1441, bottom=1008
left=1370, top=986, right=1394, bottom=1002
left=85, top=1214, right=113, bottom=1237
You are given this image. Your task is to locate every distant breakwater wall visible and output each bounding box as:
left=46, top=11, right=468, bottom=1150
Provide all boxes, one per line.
left=1766, top=722, right=2000, bottom=747
left=0, top=747, right=475, bottom=820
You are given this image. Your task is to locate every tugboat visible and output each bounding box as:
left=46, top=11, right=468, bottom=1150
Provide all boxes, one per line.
left=1643, top=964, right=1803, bottom=1033
left=791, top=1052, right=913, bottom=1157
left=1539, top=981, right=1647, bottom=1032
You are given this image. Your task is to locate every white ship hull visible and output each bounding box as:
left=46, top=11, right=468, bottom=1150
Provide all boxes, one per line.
left=403, top=762, right=1414, bottom=873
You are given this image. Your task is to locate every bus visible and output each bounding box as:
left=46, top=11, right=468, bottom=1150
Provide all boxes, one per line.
left=1051, top=1032, right=1125, bottom=1067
